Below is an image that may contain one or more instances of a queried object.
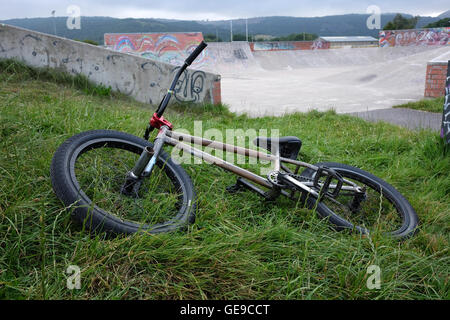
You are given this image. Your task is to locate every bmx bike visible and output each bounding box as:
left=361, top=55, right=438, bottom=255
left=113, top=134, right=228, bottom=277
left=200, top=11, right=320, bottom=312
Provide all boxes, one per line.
left=50, top=41, right=419, bottom=239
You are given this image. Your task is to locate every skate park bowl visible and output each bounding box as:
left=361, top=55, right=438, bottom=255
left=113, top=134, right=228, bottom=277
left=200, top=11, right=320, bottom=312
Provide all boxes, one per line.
left=2, top=25, right=449, bottom=118
left=103, top=31, right=449, bottom=117
left=198, top=43, right=450, bottom=117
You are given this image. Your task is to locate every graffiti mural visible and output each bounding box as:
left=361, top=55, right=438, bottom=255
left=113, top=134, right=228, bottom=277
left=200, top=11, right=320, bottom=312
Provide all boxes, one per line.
left=311, top=39, right=330, bottom=50
left=379, top=27, right=450, bottom=47
left=171, top=67, right=206, bottom=103
left=104, top=32, right=208, bottom=67
left=249, top=40, right=329, bottom=51
left=442, top=61, right=450, bottom=145
left=252, top=42, right=295, bottom=51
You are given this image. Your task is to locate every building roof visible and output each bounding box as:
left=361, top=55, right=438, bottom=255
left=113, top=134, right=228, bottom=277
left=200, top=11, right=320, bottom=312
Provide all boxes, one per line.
left=320, top=36, right=378, bottom=42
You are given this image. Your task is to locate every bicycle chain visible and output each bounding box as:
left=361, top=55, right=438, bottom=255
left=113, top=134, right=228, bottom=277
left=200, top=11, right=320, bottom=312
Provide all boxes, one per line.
left=286, top=172, right=315, bottom=182
left=268, top=171, right=315, bottom=188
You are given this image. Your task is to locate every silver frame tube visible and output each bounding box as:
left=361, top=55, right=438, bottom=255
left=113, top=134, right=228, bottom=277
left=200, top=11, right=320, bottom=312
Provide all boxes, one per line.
left=146, top=129, right=361, bottom=193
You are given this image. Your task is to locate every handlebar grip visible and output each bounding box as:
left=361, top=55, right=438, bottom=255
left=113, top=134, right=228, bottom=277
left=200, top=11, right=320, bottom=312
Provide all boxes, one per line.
left=185, top=41, right=208, bottom=66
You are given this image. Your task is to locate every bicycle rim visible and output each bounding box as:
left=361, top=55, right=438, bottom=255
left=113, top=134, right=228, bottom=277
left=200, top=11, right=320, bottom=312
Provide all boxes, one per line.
left=73, top=140, right=185, bottom=227
left=319, top=172, right=405, bottom=235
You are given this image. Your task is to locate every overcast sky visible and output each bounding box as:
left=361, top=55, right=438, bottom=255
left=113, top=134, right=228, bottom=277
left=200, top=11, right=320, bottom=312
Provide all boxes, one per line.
left=0, top=0, right=447, bottom=20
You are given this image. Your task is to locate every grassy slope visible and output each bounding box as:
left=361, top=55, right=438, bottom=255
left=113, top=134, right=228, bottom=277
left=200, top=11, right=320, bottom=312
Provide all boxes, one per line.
left=393, top=97, right=445, bottom=113
left=0, top=62, right=449, bottom=300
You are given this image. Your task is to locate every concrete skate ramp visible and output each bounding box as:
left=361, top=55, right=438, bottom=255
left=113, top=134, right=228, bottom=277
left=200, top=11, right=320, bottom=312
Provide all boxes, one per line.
left=199, top=42, right=261, bottom=74
left=253, top=46, right=441, bottom=70
left=218, top=45, right=450, bottom=117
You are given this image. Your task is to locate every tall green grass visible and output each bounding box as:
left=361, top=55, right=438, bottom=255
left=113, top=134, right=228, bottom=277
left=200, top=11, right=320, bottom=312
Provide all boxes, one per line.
left=0, top=59, right=113, bottom=97
left=0, top=60, right=448, bottom=299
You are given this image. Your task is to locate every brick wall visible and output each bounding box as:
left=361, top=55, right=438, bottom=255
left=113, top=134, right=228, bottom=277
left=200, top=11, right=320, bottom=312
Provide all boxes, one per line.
left=424, top=62, right=448, bottom=98
left=212, top=78, right=222, bottom=105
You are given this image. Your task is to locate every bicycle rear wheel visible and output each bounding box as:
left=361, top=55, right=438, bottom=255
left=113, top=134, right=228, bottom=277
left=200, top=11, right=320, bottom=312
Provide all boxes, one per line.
left=50, top=130, right=196, bottom=235
left=299, top=162, right=418, bottom=240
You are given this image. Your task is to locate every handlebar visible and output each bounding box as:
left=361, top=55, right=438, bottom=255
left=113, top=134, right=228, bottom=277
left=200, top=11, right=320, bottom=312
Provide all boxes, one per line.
left=185, top=41, right=208, bottom=66
left=144, top=41, right=208, bottom=140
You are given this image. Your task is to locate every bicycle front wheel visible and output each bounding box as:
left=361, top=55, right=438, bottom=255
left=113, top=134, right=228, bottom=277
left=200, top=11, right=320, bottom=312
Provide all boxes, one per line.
left=300, top=162, right=419, bottom=240
left=50, top=130, right=196, bottom=235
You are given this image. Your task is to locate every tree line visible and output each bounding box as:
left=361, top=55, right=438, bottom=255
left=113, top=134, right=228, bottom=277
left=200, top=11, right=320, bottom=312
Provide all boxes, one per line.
left=383, top=14, right=449, bottom=30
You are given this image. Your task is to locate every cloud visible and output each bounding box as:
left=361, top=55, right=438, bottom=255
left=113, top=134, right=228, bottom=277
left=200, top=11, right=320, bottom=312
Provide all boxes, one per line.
left=0, top=0, right=447, bottom=20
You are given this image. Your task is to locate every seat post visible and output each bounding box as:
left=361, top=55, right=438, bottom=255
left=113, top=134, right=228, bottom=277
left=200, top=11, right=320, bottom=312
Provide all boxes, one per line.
left=271, top=137, right=281, bottom=172
left=253, top=136, right=302, bottom=160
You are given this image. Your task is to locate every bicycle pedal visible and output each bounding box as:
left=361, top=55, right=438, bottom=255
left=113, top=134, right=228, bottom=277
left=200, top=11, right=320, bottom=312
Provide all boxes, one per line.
left=313, top=166, right=343, bottom=198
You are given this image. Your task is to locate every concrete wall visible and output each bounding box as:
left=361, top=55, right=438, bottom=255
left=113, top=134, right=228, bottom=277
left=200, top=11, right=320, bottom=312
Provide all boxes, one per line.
left=326, top=42, right=378, bottom=49
left=249, top=39, right=330, bottom=51
left=379, top=28, right=450, bottom=47
left=0, top=24, right=221, bottom=105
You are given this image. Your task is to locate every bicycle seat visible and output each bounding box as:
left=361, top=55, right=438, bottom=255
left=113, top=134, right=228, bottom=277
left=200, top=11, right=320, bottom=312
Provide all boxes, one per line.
left=253, top=136, right=302, bottom=159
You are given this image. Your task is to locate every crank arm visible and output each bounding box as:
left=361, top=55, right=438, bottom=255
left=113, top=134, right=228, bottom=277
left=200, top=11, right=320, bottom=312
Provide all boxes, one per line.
left=302, top=181, right=363, bottom=193
left=282, top=175, right=364, bottom=200
left=282, top=175, right=320, bottom=197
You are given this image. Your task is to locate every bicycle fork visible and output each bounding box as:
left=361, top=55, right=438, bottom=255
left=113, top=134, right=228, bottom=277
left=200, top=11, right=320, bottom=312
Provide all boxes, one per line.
left=121, top=126, right=170, bottom=196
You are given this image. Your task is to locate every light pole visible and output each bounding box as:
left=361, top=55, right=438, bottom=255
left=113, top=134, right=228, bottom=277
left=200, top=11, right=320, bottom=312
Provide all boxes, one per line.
left=230, top=20, right=233, bottom=42
left=51, top=10, right=57, bottom=36
left=246, top=18, right=248, bottom=42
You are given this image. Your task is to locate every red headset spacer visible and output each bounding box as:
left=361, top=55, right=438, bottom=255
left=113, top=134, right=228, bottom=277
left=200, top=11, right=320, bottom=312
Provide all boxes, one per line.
left=150, top=113, right=173, bottom=130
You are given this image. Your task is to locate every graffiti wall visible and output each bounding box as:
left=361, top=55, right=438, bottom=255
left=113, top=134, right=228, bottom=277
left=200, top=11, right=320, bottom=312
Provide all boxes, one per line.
left=442, top=61, right=450, bottom=145
left=0, top=24, right=221, bottom=106
left=379, top=28, right=450, bottom=47
left=249, top=40, right=330, bottom=51
left=104, top=32, right=208, bottom=67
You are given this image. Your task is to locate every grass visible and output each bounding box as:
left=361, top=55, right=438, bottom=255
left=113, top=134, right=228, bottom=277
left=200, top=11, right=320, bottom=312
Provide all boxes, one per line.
left=393, top=97, right=445, bottom=113
left=0, top=59, right=114, bottom=98
left=0, top=60, right=449, bottom=300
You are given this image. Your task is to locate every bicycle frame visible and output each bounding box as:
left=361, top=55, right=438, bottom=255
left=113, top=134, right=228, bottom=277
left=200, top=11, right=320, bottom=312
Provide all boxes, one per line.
left=140, top=126, right=363, bottom=200
left=124, top=41, right=363, bottom=200
left=166, top=130, right=314, bottom=189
